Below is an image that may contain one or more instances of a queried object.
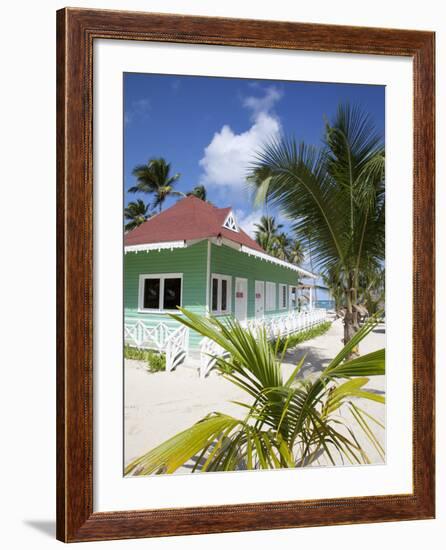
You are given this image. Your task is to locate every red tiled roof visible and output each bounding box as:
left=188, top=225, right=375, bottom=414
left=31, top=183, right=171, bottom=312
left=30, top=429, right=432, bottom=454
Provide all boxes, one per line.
left=124, top=195, right=264, bottom=252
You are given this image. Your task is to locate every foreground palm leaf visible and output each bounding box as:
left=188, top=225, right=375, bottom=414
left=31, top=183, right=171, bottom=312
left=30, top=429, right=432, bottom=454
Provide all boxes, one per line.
left=125, top=309, right=385, bottom=475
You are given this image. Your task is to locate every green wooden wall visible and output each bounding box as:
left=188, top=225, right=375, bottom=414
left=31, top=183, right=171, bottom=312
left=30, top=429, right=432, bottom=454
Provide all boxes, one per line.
left=124, top=240, right=301, bottom=351
left=124, top=240, right=208, bottom=349
left=210, top=243, right=300, bottom=319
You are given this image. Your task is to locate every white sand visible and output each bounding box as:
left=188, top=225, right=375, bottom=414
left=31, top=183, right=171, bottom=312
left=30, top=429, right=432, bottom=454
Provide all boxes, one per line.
left=125, top=318, right=385, bottom=471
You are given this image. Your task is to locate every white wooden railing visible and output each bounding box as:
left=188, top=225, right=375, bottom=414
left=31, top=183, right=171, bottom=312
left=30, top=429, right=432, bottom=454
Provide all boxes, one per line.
left=199, top=338, right=227, bottom=379
left=124, top=320, right=188, bottom=372
left=199, top=309, right=327, bottom=378
left=246, top=308, right=327, bottom=339
left=164, top=325, right=188, bottom=372
left=125, top=309, right=327, bottom=377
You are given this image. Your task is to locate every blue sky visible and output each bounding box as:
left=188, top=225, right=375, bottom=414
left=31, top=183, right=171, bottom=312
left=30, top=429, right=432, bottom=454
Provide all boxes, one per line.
left=124, top=73, right=384, bottom=276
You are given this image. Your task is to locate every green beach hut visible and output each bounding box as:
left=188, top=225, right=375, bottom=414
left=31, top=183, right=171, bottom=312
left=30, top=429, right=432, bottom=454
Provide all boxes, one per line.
left=124, top=196, right=325, bottom=375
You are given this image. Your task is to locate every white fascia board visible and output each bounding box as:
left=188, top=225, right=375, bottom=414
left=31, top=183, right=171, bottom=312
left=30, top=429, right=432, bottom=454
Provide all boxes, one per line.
left=240, top=245, right=317, bottom=278
left=124, top=240, right=186, bottom=253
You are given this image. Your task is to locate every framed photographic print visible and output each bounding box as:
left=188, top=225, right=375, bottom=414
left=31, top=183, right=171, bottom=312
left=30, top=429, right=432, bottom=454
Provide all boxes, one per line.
left=56, top=8, right=435, bottom=542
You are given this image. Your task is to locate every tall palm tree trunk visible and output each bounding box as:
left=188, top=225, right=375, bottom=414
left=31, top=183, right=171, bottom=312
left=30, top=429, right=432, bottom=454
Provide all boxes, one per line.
left=343, top=272, right=359, bottom=355
left=307, top=233, right=318, bottom=306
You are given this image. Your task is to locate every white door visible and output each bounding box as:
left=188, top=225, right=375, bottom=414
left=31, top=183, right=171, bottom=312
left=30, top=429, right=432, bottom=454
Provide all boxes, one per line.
left=255, top=280, right=265, bottom=319
left=234, top=278, right=248, bottom=322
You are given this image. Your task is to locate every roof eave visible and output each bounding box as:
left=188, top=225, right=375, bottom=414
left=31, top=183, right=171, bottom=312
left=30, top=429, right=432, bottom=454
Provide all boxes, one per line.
left=240, top=245, right=317, bottom=278
left=124, top=240, right=186, bottom=253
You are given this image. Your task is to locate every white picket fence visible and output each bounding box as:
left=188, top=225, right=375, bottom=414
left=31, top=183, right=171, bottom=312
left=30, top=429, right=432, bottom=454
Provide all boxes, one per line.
left=124, top=320, right=188, bottom=372
left=246, top=308, right=327, bottom=339
left=199, top=309, right=327, bottom=378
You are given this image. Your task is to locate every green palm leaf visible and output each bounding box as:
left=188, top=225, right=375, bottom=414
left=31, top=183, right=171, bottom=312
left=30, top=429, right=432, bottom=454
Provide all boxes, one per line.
left=247, top=103, right=385, bottom=347
left=125, top=413, right=242, bottom=475
left=126, top=309, right=385, bottom=475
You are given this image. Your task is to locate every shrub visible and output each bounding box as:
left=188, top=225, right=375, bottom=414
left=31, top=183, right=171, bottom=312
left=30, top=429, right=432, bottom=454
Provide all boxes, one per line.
left=145, top=350, right=166, bottom=373
left=124, top=345, right=166, bottom=373
left=273, top=321, right=332, bottom=353
left=124, top=345, right=148, bottom=361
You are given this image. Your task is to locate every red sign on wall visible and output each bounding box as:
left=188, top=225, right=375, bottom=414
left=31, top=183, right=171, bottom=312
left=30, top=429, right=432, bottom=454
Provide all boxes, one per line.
left=236, top=292, right=244, bottom=298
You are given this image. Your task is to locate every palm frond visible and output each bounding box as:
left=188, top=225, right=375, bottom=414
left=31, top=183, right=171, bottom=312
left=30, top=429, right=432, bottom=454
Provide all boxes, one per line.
left=126, top=309, right=385, bottom=475
left=125, top=413, right=242, bottom=475
left=251, top=137, right=348, bottom=271
left=247, top=103, right=385, bottom=333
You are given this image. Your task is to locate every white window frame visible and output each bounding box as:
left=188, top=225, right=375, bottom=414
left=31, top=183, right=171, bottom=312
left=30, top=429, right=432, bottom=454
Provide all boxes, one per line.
left=138, top=273, right=183, bottom=313
left=211, top=273, right=232, bottom=315
left=279, top=284, right=288, bottom=310
left=265, top=281, right=276, bottom=312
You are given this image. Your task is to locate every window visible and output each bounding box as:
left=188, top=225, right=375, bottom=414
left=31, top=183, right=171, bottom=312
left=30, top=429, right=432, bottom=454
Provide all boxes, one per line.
left=221, top=279, right=228, bottom=311
left=265, top=282, right=276, bottom=311
left=289, top=286, right=298, bottom=309
left=211, top=274, right=232, bottom=314
left=143, top=278, right=160, bottom=309
left=139, top=274, right=182, bottom=312
left=163, top=278, right=182, bottom=310
left=279, top=284, right=287, bottom=309
left=212, top=278, right=219, bottom=311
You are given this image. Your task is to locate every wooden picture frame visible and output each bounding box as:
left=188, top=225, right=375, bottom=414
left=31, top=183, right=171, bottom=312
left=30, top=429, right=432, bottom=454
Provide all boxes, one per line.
left=56, top=7, right=435, bottom=542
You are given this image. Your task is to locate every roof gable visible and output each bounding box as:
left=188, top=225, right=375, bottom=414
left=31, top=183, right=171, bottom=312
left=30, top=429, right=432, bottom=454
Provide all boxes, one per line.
left=124, top=196, right=317, bottom=278
left=222, top=211, right=239, bottom=232
left=124, top=195, right=264, bottom=252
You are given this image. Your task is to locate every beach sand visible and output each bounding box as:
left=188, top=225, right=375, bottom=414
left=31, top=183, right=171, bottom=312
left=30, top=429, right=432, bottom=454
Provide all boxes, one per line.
left=124, top=318, right=385, bottom=472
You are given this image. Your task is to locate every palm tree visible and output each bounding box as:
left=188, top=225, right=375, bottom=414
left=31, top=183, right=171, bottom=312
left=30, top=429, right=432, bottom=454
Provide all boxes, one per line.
left=129, top=158, right=183, bottom=212
left=254, top=215, right=283, bottom=255
left=187, top=184, right=207, bottom=201
left=124, top=199, right=150, bottom=232
left=322, top=264, right=347, bottom=313
left=273, top=233, right=293, bottom=261
left=287, top=239, right=305, bottom=266
left=249, top=104, right=385, bottom=345
left=304, top=227, right=318, bottom=304
left=125, top=308, right=385, bottom=475
left=358, top=265, right=385, bottom=316
left=254, top=218, right=305, bottom=266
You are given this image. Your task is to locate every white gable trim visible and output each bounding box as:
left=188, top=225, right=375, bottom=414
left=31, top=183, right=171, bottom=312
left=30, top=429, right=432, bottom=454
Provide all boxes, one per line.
left=222, top=210, right=239, bottom=232
left=124, top=240, right=186, bottom=253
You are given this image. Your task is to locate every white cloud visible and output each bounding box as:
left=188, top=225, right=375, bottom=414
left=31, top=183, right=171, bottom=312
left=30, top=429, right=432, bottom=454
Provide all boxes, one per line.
left=234, top=209, right=262, bottom=238
left=199, top=113, right=280, bottom=188
left=199, top=86, right=282, bottom=189
left=242, top=86, right=283, bottom=119
left=125, top=98, right=150, bottom=125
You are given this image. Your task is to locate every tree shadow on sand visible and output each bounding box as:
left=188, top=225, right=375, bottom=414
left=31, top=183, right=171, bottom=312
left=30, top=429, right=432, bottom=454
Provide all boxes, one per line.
left=283, top=346, right=331, bottom=378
